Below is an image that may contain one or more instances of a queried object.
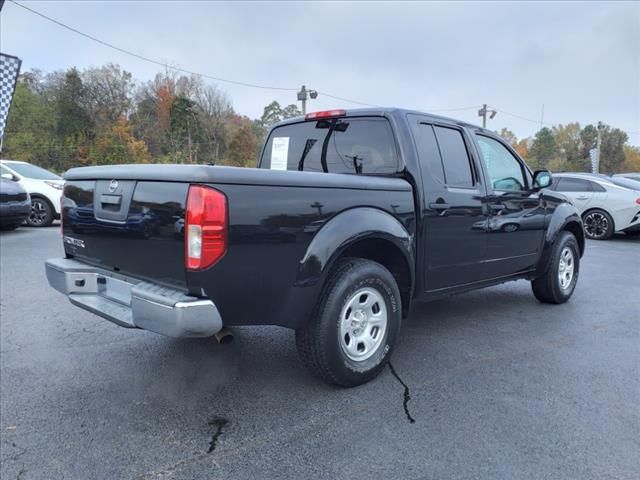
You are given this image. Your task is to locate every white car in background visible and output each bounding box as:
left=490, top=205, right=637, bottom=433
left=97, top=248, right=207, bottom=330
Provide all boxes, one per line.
left=0, top=160, right=64, bottom=227
left=549, top=173, right=640, bottom=240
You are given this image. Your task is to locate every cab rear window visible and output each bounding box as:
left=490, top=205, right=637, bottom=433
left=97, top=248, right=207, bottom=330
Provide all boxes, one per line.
left=260, top=117, right=399, bottom=174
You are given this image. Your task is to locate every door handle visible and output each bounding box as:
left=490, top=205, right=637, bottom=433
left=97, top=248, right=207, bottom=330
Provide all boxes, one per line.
left=576, top=196, right=589, bottom=200
left=490, top=203, right=506, bottom=211
left=429, top=202, right=450, bottom=210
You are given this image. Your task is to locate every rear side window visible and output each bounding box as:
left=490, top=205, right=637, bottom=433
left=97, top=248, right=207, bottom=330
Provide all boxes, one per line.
left=433, top=126, right=474, bottom=187
left=413, top=123, right=445, bottom=185
left=555, top=178, right=593, bottom=192
left=260, top=117, right=398, bottom=174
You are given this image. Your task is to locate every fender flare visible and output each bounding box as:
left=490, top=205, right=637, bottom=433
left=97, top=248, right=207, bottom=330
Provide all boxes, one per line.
left=295, top=207, right=415, bottom=288
left=535, top=203, right=584, bottom=277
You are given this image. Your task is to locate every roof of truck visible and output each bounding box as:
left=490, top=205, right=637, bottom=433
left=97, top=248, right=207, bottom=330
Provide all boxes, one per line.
left=275, top=107, right=486, bottom=132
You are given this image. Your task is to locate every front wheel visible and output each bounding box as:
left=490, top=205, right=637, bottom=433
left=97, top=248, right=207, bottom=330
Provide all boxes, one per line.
left=296, top=258, right=402, bottom=387
left=531, top=231, right=580, bottom=304
left=27, top=197, right=54, bottom=227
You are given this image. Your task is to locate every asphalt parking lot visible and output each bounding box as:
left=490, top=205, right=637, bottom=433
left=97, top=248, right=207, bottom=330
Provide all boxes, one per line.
left=1, top=226, right=638, bottom=480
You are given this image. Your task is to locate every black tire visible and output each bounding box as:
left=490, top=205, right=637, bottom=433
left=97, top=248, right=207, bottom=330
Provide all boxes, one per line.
left=296, top=258, right=402, bottom=387
left=531, top=231, right=580, bottom=304
left=0, top=223, right=21, bottom=231
left=582, top=208, right=614, bottom=240
left=27, top=197, right=54, bottom=227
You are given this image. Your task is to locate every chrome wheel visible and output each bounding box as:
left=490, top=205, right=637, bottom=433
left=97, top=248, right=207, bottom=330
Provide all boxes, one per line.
left=28, top=198, right=50, bottom=226
left=583, top=211, right=609, bottom=239
left=557, top=247, right=575, bottom=290
left=339, top=287, right=387, bottom=362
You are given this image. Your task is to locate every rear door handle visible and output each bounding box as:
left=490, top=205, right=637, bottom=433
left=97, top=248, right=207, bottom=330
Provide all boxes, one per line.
left=429, top=202, right=450, bottom=210
left=576, top=196, right=589, bottom=200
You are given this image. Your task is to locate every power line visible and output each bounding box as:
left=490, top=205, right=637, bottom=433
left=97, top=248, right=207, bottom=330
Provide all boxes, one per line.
left=9, top=0, right=297, bottom=92
left=10, top=0, right=481, bottom=113
left=495, top=107, right=640, bottom=137
left=10, top=1, right=637, bottom=137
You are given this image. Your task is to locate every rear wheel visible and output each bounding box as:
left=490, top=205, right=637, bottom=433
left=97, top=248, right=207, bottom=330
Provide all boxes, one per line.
left=532, top=231, right=580, bottom=304
left=27, top=197, right=54, bottom=227
left=296, top=258, right=401, bottom=387
left=582, top=209, right=614, bottom=240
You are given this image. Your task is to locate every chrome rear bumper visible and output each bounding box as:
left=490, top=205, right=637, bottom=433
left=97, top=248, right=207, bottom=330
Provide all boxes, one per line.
left=45, top=258, right=222, bottom=338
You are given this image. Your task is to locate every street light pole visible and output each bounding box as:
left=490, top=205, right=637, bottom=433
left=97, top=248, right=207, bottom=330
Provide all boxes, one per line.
left=478, top=104, right=497, bottom=129
left=595, top=121, right=604, bottom=174
left=297, top=85, right=318, bottom=115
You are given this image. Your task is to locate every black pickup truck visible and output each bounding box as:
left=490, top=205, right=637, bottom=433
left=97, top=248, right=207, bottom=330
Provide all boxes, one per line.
left=46, top=108, right=585, bottom=386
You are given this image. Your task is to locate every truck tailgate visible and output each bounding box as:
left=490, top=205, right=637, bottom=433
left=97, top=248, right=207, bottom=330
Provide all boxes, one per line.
left=62, top=179, right=188, bottom=288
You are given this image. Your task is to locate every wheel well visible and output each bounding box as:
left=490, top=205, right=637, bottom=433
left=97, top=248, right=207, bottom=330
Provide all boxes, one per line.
left=338, top=238, right=412, bottom=318
left=30, top=194, right=53, bottom=207
left=563, top=220, right=585, bottom=255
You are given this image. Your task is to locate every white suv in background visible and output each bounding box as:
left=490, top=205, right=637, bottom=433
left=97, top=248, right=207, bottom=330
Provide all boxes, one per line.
left=0, top=160, right=64, bottom=227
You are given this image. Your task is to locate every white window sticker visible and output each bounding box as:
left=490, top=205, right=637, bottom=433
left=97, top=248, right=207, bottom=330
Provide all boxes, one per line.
left=270, top=137, right=289, bottom=170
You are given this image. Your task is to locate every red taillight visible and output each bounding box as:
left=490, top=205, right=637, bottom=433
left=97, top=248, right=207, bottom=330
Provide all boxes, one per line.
left=636, top=198, right=640, bottom=205
left=304, top=109, right=346, bottom=121
left=185, top=185, right=227, bottom=271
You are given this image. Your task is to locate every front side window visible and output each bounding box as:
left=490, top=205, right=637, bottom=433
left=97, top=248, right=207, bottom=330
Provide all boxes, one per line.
left=476, top=135, right=526, bottom=191
left=260, top=117, right=398, bottom=174
left=433, top=126, right=474, bottom=188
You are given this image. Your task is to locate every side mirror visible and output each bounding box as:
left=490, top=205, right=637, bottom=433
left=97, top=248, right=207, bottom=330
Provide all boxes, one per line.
left=532, top=169, right=552, bottom=190
left=1, top=173, right=16, bottom=181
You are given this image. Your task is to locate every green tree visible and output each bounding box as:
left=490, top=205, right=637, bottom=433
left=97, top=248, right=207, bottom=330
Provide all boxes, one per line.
left=168, top=96, right=205, bottom=163
left=3, top=81, right=56, bottom=168
left=498, top=128, right=517, bottom=146
left=623, top=145, right=640, bottom=172
left=258, top=101, right=301, bottom=131
left=225, top=115, right=258, bottom=167
left=529, top=127, right=558, bottom=169
left=600, top=127, right=628, bottom=173
left=55, top=68, right=93, bottom=142
left=579, top=124, right=598, bottom=160
left=553, top=123, right=584, bottom=170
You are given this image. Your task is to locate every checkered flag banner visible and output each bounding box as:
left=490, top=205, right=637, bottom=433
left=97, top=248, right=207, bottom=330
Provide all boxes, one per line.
left=0, top=53, right=22, bottom=144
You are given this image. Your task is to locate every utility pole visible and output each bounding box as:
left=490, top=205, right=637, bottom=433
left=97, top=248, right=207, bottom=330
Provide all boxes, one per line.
left=478, top=104, right=497, bottom=129
left=297, top=85, right=318, bottom=115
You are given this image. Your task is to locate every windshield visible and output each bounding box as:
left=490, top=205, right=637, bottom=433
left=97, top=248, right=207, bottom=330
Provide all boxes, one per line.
left=260, top=117, right=399, bottom=174
left=5, top=162, right=62, bottom=180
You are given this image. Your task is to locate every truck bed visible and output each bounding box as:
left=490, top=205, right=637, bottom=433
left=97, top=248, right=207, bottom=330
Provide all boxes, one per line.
left=61, top=164, right=415, bottom=328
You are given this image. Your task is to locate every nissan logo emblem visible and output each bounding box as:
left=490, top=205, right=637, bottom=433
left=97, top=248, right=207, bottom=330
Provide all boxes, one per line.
left=108, top=179, right=118, bottom=193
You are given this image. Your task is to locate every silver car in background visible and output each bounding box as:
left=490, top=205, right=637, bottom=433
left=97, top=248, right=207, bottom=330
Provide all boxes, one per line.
left=548, top=173, right=640, bottom=239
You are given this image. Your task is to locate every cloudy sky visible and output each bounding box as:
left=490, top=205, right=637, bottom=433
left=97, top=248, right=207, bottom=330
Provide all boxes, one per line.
left=2, top=1, right=639, bottom=143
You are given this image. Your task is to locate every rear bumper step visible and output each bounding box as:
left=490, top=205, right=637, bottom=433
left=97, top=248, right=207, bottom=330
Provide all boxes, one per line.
left=45, top=258, right=223, bottom=338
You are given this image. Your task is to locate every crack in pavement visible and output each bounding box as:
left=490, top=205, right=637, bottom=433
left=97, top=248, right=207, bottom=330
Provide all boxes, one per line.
left=207, top=417, right=229, bottom=453
left=387, top=362, right=416, bottom=423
